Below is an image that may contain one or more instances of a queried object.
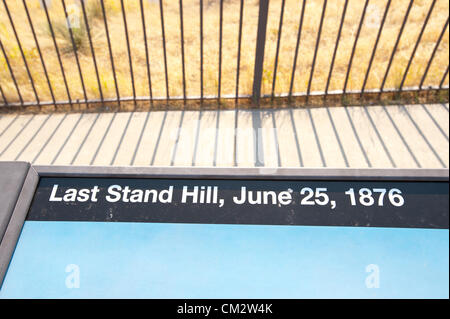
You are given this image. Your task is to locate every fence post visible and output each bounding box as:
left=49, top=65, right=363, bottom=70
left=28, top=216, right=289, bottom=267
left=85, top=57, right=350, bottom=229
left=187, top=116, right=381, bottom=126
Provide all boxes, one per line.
left=252, top=0, right=269, bottom=106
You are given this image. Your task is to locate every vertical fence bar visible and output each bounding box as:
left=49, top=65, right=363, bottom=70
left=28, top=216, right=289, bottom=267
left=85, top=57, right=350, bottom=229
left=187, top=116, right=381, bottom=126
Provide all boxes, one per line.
left=23, top=0, right=55, bottom=105
left=42, top=0, right=72, bottom=107
left=252, top=0, right=269, bottom=105
left=101, top=0, right=120, bottom=105
left=234, top=0, right=244, bottom=167
left=140, top=0, right=153, bottom=103
left=439, top=65, right=449, bottom=89
left=271, top=0, right=286, bottom=99
left=0, top=83, right=8, bottom=106
left=200, top=0, right=204, bottom=102
left=160, top=0, right=170, bottom=99
left=324, top=0, right=348, bottom=99
left=0, top=38, right=23, bottom=105
left=61, top=0, right=87, bottom=103
left=119, top=0, right=136, bottom=105
left=399, top=0, right=436, bottom=91
left=3, top=0, right=40, bottom=105
left=80, top=0, right=104, bottom=104
left=179, top=0, right=186, bottom=101
left=419, top=17, right=449, bottom=89
left=235, top=0, right=244, bottom=103
left=306, top=0, right=327, bottom=104
left=289, top=0, right=306, bottom=99
left=379, top=0, right=414, bottom=98
left=218, top=0, right=224, bottom=100
left=342, top=0, right=369, bottom=96
left=360, top=0, right=391, bottom=98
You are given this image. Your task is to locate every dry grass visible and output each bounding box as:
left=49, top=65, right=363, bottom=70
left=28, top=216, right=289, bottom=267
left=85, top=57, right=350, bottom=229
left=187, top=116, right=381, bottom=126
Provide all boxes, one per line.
left=0, top=0, right=448, bottom=105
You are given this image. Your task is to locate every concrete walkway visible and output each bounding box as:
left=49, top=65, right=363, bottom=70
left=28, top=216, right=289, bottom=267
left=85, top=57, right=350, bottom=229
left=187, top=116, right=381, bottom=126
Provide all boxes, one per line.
left=0, top=103, right=448, bottom=168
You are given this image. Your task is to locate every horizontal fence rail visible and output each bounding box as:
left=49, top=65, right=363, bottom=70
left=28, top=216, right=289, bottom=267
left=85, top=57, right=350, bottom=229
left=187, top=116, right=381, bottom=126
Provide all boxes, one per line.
left=0, top=0, right=448, bottom=109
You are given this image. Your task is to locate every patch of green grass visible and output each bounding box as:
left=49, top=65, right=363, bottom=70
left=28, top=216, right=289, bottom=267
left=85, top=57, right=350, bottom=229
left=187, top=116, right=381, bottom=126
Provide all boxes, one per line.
left=46, top=18, right=87, bottom=54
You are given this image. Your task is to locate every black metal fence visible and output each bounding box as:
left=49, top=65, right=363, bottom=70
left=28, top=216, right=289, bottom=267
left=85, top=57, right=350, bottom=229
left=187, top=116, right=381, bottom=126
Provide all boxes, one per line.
left=0, top=0, right=448, bottom=108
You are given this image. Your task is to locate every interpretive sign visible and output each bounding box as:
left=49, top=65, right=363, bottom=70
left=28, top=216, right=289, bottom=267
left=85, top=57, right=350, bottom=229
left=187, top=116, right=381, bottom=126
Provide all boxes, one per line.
left=0, top=166, right=448, bottom=299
